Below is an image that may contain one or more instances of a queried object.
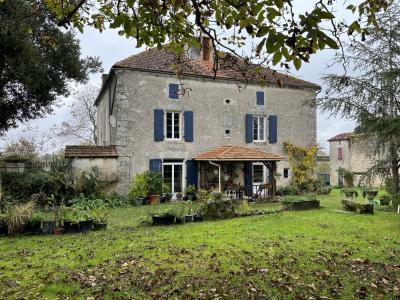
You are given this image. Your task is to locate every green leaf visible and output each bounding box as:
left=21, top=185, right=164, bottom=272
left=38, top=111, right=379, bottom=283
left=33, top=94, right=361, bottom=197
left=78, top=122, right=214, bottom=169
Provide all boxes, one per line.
left=272, top=52, right=282, bottom=66
left=256, top=26, right=269, bottom=37
left=293, top=57, right=302, bottom=70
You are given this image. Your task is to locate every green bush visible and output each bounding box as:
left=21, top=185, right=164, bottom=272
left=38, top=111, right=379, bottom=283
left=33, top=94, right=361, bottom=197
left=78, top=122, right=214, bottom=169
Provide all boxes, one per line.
left=0, top=171, right=53, bottom=203
left=128, top=171, right=163, bottom=199
left=277, top=185, right=299, bottom=196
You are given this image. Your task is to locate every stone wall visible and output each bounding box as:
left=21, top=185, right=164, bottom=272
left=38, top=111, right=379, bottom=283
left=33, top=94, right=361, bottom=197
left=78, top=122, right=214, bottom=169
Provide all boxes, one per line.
left=98, top=70, right=317, bottom=194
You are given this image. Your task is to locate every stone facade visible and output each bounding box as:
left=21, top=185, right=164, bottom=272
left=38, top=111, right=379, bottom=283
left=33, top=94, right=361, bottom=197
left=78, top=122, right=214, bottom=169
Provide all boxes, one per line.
left=328, top=133, right=383, bottom=187
left=96, top=68, right=318, bottom=194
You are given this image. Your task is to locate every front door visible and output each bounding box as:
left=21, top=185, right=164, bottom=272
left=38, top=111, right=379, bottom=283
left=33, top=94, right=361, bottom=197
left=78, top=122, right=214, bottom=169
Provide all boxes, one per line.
left=163, top=162, right=183, bottom=196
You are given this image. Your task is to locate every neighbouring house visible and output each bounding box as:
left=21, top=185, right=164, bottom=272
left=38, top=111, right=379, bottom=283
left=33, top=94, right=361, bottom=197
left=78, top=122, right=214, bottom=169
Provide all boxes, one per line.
left=69, top=38, right=319, bottom=198
left=328, top=132, right=383, bottom=187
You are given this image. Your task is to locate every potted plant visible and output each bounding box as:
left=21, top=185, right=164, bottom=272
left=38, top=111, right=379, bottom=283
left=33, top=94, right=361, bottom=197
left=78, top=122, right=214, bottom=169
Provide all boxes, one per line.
left=92, top=209, right=109, bottom=230
left=53, top=204, right=65, bottom=235
left=62, top=207, right=80, bottom=233
left=362, top=190, right=379, bottom=203
left=152, top=210, right=176, bottom=225
left=341, top=188, right=358, bottom=199
left=185, top=185, right=197, bottom=201
left=128, top=172, right=148, bottom=206
left=379, top=195, right=391, bottom=206
left=360, top=172, right=378, bottom=203
left=147, top=172, right=163, bottom=204
left=24, top=213, right=43, bottom=234
left=161, top=183, right=172, bottom=203
left=184, top=200, right=196, bottom=222
left=76, top=210, right=94, bottom=233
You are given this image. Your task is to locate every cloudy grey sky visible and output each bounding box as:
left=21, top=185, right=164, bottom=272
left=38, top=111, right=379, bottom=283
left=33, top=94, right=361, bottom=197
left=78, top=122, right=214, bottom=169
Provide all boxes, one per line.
left=0, top=26, right=355, bottom=154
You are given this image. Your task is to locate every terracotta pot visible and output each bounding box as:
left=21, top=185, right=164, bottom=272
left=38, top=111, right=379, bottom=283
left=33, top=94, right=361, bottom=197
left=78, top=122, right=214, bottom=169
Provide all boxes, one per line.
left=148, top=194, right=160, bottom=205
left=53, top=227, right=64, bottom=235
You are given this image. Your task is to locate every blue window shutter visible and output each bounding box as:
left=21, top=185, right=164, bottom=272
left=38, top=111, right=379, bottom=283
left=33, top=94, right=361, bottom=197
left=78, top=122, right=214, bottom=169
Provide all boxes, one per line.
left=169, top=83, right=179, bottom=99
left=256, top=91, right=264, bottom=105
left=149, top=159, right=162, bottom=173
left=184, top=111, right=194, bottom=142
left=268, top=115, right=278, bottom=144
left=244, top=162, right=253, bottom=197
left=154, top=109, right=164, bottom=141
left=186, top=160, right=198, bottom=187
left=245, top=114, right=253, bottom=143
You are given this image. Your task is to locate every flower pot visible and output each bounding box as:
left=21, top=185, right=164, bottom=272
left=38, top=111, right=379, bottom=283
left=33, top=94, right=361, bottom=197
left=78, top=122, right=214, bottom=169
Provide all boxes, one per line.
left=63, top=221, right=80, bottom=233
left=175, top=217, right=184, bottom=224
left=148, top=194, right=160, bottom=205
left=53, top=227, right=64, bottom=235
left=185, top=215, right=195, bottom=222
left=364, top=190, right=378, bottom=202
left=79, top=220, right=94, bottom=233
left=152, top=215, right=175, bottom=226
left=194, top=215, right=203, bottom=222
left=93, top=223, right=108, bottom=231
left=41, top=221, right=56, bottom=235
left=24, top=220, right=42, bottom=234
left=187, top=193, right=195, bottom=201
left=134, top=198, right=144, bottom=206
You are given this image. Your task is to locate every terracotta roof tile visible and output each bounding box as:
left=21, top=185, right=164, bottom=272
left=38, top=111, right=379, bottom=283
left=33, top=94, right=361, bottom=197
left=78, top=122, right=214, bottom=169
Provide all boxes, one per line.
left=65, top=146, right=118, bottom=158
left=194, top=145, right=285, bottom=161
left=327, top=132, right=355, bottom=142
left=113, top=48, right=320, bottom=89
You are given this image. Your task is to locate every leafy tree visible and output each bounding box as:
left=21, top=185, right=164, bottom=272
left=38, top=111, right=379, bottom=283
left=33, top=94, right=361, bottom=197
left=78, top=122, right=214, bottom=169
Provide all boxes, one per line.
left=52, top=84, right=99, bottom=144
left=283, top=142, right=317, bottom=192
left=3, top=137, right=38, bottom=160
left=39, top=0, right=392, bottom=72
left=0, top=0, right=102, bottom=135
left=318, top=3, right=400, bottom=207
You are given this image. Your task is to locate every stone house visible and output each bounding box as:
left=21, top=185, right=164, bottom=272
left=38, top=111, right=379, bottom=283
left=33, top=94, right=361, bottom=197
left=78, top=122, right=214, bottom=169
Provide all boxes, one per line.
left=71, top=40, right=319, bottom=197
left=328, top=132, right=383, bottom=187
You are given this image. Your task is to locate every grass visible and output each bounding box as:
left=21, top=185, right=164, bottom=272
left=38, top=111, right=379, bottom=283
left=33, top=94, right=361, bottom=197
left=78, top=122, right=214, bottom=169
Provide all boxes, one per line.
left=0, top=189, right=399, bottom=299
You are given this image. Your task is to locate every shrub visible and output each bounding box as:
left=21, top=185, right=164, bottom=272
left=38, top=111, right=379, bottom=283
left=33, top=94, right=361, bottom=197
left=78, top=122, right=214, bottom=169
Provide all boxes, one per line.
left=384, top=177, right=393, bottom=194
left=2, top=202, right=35, bottom=234
left=277, top=185, right=300, bottom=196
left=196, top=189, right=211, bottom=203
left=128, top=171, right=163, bottom=199
left=0, top=171, right=53, bottom=202
left=185, top=184, right=197, bottom=194
left=337, top=168, right=354, bottom=187
left=104, top=193, right=128, bottom=208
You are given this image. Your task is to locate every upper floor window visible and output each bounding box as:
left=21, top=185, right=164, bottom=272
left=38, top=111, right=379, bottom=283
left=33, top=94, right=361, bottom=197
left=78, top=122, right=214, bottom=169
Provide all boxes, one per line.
left=253, top=116, right=266, bottom=142
left=166, top=112, right=181, bottom=140
left=337, top=147, right=343, bottom=160
left=169, top=83, right=179, bottom=99
left=256, top=91, right=265, bottom=106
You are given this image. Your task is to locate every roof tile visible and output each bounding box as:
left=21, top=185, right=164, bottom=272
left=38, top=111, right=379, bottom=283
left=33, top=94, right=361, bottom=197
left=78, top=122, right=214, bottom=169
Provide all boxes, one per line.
left=194, top=145, right=285, bottom=161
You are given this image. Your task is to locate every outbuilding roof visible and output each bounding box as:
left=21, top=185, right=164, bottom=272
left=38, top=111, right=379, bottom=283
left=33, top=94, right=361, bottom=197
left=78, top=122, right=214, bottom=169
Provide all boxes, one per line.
left=327, top=132, right=355, bottom=142
left=65, top=146, right=118, bottom=158
left=193, top=145, right=285, bottom=161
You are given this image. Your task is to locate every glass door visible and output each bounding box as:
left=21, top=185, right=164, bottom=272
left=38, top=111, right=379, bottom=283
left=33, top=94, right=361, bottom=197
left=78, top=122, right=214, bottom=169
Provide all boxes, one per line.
left=253, top=163, right=268, bottom=194
left=163, top=162, right=183, bottom=195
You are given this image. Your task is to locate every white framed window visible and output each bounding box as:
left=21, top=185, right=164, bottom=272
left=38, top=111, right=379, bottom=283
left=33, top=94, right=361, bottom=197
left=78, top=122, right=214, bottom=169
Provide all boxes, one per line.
left=253, top=116, right=266, bottom=142
left=165, top=111, right=181, bottom=140
left=252, top=163, right=268, bottom=194
left=163, top=161, right=183, bottom=194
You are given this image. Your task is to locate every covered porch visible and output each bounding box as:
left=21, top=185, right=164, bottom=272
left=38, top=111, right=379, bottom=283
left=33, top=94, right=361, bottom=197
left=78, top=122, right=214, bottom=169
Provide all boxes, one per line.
left=193, top=145, right=285, bottom=199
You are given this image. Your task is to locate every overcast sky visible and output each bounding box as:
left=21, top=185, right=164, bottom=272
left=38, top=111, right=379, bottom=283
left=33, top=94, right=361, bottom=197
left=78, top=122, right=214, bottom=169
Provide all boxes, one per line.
left=0, top=27, right=355, bottom=154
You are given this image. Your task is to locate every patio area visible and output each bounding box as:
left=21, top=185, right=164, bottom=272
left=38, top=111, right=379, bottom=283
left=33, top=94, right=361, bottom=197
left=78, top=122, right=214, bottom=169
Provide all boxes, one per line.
left=193, top=145, right=285, bottom=199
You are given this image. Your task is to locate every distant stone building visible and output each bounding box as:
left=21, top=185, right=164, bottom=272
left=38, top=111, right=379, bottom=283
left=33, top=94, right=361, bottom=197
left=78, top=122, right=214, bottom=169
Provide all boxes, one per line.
left=328, top=132, right=382, bottom=187
left=69, top=38, right=320, bottom=197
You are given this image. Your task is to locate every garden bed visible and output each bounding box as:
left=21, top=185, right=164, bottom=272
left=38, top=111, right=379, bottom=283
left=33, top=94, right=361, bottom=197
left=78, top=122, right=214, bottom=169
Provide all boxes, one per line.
left=282, top=196, right=320, bottom=211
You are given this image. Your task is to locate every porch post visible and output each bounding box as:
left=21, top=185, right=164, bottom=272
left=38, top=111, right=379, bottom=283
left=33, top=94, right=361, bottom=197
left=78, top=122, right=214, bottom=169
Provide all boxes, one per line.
left=272, top=161, right=277, bottom=197
left=209, top=161, right=221, bottom=192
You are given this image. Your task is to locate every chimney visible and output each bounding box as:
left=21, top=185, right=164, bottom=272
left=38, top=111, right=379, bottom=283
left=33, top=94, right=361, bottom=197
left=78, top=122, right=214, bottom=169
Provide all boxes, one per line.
left=101, top=73, right=109, bottom=86
left=202, top=37, right=211, bottom=61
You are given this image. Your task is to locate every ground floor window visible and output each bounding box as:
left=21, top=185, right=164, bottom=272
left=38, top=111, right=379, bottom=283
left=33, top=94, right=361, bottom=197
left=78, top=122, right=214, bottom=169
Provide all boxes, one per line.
left=163, top=161, right=183, bottom=194
left=283, top=168, right=289, bottom=178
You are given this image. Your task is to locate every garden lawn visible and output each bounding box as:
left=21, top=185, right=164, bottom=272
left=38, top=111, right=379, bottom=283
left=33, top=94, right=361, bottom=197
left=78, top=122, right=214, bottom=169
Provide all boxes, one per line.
left=0, top=189, right=399, bottom=299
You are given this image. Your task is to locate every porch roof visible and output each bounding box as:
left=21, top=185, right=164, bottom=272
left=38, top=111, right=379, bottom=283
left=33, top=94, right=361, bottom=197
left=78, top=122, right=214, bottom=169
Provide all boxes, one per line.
left=193, top=145, right=285, bottom=161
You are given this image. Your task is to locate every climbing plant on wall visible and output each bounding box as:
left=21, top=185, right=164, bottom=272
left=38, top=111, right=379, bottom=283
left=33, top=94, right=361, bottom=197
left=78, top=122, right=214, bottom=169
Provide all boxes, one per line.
left=283, top=142, right=317, bottom=192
